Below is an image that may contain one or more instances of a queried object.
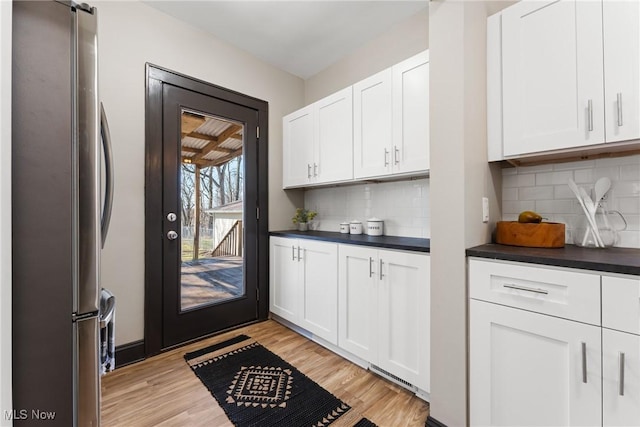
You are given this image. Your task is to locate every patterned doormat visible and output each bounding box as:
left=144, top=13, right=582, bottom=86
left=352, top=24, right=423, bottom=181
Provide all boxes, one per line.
left=184, top=334, right=376, bottom=427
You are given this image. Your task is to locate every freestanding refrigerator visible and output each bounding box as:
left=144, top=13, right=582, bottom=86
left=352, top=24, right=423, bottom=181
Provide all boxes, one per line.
left=12, top=1, right=113, bottom=426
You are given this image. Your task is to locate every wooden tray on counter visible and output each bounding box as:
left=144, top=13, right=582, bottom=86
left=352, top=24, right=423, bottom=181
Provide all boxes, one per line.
left=495, top=221, right=565, bottom=248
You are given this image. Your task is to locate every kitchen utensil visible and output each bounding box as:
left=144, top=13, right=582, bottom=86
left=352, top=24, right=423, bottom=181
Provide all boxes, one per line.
left=340, top=223, right=350, bottom=234
left=349, top=221, right=363, bottom=235
left=579, top=187, right=605, bottom=247
left=366, top=218, right=384, bottom=236
left=594, top=177, right=611, bottom=205
left=574, top=205, right=627, bottom=248
left=568, top=179, right=603, bottom=247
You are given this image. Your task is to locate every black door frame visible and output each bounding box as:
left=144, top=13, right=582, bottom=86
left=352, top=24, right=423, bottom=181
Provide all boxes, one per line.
left=144, top=64, right=269, bottom=357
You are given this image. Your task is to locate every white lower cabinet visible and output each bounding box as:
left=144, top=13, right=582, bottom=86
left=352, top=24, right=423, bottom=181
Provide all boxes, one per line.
left=470, top=300, right=602, bottom=426
left=602, top=329, right=640, bottom=426
left=269, top=236, right=338, bottom=344
left=470, top=258, right=640, bottom=427
left=338, top=244, right=430, bottom=392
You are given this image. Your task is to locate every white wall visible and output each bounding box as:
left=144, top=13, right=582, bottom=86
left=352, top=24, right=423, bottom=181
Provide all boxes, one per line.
left=95, top=1, right=305, bottom=345
left=0, top=1, right=11, bottom=424
left=304, top=8, right=428, bottom=104
left=429, top=1, right=500, bottom=425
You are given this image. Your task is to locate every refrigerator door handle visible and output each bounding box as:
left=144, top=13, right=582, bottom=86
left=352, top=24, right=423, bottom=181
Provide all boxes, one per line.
left=100, top=102, right=114, bottom=248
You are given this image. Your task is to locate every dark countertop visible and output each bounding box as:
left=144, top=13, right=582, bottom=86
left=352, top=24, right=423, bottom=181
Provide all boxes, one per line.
left=466, top=243, right=640, bottom=276
left=270, top=230, right=430, bottom=253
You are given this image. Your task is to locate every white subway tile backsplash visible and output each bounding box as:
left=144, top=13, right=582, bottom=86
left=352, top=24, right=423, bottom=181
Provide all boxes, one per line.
left=519, top=186, right=554, bottom=200
left=535, top=170, right=574, bottom=186
left=503, top=173, right=536, bottom=188
left=503, top=188, right=518, bottom=201
left=502, top=155, right=640, bottom=248
left=621, top=164, right=640, bottom=181
left=304, top=178, right=430, bottom=238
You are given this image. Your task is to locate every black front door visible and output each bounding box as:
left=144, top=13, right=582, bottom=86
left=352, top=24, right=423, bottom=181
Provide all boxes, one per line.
left=145, top=66, right=269, bottom=353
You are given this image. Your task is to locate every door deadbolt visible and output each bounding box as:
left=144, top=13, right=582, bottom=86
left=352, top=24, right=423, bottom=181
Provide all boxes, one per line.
left=167, top=230, right=178, bottom=240
left=166, top=212, right=177, bottom=222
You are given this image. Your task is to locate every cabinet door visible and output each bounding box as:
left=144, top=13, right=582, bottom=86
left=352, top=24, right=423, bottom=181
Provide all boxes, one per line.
left=603, top=328, right=640, bottom=427
left=603, top=0, right=640, bottom=143
left=470, top=300, right=601, bottom=426
left=338, top=245, right=377, bottom=363
left=316, top=87, right=353, bottom=185
left=392, top=50, right=429, bottom=174
left=378, top=250, right=430, bottom=392
left=602, top=275, right=640, bottom=335
left=283, top=106, right=314, bottom=188
left=299, top=240, right=338, bottom=344
left=502, top=0, right=604, bottom=156
left=353, top=68, right=393, bottom=179
left=269, top=237, right=299, bottom=322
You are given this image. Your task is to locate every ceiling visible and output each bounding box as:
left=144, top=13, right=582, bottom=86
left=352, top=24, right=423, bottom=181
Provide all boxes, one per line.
left=143, top=1, right=428, bottom=79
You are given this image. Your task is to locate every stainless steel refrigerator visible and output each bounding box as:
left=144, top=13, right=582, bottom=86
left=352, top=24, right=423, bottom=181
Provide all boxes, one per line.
left=12, top=1, right=113, bottom=426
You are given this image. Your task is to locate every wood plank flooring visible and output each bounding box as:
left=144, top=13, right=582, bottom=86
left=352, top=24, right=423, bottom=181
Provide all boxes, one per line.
left=180, top=256, right=243, bottom=310
left=101, top=320, right=429, bottom=426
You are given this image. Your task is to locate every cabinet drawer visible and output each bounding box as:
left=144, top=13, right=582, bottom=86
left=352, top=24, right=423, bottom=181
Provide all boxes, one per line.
left=602, top=275, right=640, bottom=335
left=469, top=259, right=601, bottom=325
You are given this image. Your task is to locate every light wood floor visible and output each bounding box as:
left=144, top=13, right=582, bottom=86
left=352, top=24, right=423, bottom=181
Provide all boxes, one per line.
left=101, top=320, right=429, bottom=426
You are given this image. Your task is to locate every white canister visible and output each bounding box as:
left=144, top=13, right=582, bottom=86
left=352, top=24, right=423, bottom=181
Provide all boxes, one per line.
left=366, top=218, right=384, bottom=236
left=349, top=221, right=363, bottom=235
left=339, top=222, right=350, bottom=234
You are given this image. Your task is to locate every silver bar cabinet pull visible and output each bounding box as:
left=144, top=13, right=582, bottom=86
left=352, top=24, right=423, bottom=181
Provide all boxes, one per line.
left=297, top=246, right=301, bottom=262
left=617, top=93, right=623, bottom=127
left=307, top=164, right=311, bottom=179
left=503, top=283, right=548, bottom=295
left=379, top=259, right=384, bottom=280
left=394, top=146, right=400, bottom=165
left=313, top=163, right=318, bottom=177
left=619, top=351, right=625, bottom=396
left=384, top=149, right=389, bottom=166
left=369, top=257, right=374, bottom=278
left=588, top=99, right=594, bottom=131
left=582, top=342, right=588, bottom=383
left=292, top=245, right=296, bottom=261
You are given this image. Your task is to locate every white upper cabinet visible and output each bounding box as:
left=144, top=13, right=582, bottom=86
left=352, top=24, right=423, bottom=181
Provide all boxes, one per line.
left=354, top=51, right=430, bottom=179
left=392, top=50, right=430, bottom=174
left=353, top=68, right=394, bottom=179
left=283, top=105, right=315, bottom=188
left=282, top=88, right=353, bottom=189
left=315, top=87, right=354, bottom=184
left=490, top=0, right=640, bottom=160
left=603, top=0, right=640, bottom=143
left=502, top=0, right=605, bottom=156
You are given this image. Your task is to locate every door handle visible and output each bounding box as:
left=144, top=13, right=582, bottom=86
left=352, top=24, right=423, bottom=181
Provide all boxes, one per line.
left=581, top=342, right=587, bottom=383
left=100, top=103, right=114, bottom=248
left=503, top=283, right=548, bottom=295
left=307, top=164, right=312, bottom=179
left=167, top=230, right=178, bottom=240
left=619, top=351, right=625, bottom=396
left=369, top=257, right=374, bottom=277
left=379, top=259, right=384, bottom=280
left=394, top=146, right=400, bottom=165
left=297, top=246, right=301, bottom=262
left=292, top=245, right=296, bottom=261
left=587, top=99, right=594, bottom=132
left=313, top=163, right=318, bottom=177
left=617, top=92, right=623, bottom=127
left=384, top=148, right=389, bottom=166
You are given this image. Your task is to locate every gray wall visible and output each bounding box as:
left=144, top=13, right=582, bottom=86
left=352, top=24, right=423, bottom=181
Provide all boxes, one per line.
left=429, top=1, right=506, bottom=425
left=304, top=8, right=428, bottom=104
left=0, top=1, right=12, bottom=424
left=95, top=0, right=305, bottom=345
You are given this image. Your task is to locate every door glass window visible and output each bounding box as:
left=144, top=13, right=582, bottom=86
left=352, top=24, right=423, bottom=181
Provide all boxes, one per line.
left=179, top=110, right=245, bottom=311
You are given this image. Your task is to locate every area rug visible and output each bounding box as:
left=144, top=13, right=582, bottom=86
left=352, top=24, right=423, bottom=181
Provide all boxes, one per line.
left=184, top=334, right=376, bottom=427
